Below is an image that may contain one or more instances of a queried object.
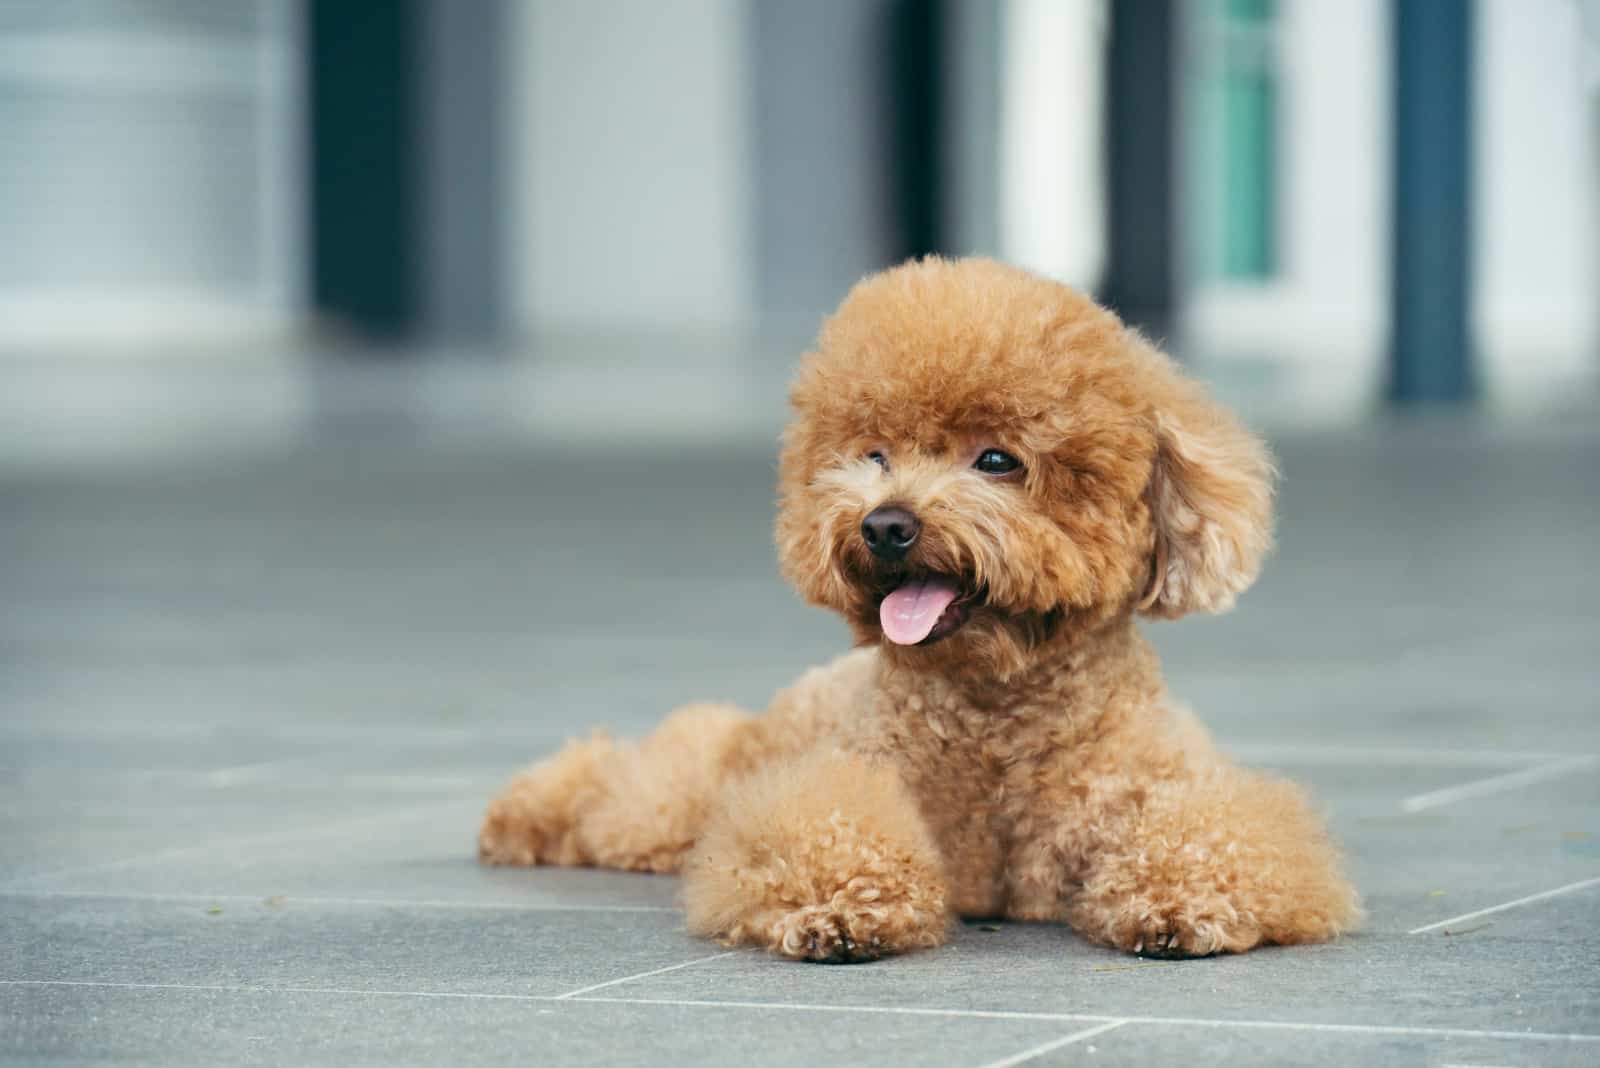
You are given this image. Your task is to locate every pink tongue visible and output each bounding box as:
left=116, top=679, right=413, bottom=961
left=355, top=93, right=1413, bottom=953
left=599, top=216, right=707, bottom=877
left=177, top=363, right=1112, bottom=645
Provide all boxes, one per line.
left=879, top=576, right=961, bottom=646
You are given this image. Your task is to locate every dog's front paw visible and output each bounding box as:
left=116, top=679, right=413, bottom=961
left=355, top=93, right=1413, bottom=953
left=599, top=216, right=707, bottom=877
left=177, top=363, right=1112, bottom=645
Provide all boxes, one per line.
left=1125, top=916, right=1244, bottom=959
left=1100, top=904, right=1262, bottom=959
left=762, top=874, right=951, bottom=964
left=771, top=904, right=888, bottom=964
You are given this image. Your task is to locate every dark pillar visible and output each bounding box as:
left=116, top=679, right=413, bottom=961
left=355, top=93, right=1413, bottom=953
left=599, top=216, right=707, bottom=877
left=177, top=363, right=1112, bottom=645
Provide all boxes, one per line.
left=1102, top=0, right=1176, bottom=340
left=1389, top=0, right=1475, bottom=405
left=888, top=0, right=945, bottom=260
left=309, top=2, right=419, bottom=341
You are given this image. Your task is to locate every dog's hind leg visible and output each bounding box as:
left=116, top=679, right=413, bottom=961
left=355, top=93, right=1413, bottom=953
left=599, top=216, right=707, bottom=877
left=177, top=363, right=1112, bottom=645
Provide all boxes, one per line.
left=682, top=747, right=951, bottom=962
left=478, top=702, right=754, bottom=873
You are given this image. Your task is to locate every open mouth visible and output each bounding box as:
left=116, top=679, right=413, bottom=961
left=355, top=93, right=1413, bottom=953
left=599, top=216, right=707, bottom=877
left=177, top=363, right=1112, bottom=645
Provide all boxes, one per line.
left=877, top=573, right=978, bottom=646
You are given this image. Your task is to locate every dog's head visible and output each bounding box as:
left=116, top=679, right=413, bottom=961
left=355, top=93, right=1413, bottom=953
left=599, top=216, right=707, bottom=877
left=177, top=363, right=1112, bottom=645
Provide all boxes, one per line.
left=776, top=257, right=1275, bottom=678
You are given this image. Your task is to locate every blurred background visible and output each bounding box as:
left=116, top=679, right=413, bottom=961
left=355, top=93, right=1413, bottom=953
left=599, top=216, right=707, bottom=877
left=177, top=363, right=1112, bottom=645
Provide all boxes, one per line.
left=2, top=1, right=1599, bottom=752
left=0, top=0, right=1595, bottom=465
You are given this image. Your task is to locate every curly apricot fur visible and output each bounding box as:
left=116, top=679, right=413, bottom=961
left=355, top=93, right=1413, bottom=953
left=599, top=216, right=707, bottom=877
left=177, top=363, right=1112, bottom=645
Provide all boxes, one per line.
left=480, top=258, right=1360, bottom=962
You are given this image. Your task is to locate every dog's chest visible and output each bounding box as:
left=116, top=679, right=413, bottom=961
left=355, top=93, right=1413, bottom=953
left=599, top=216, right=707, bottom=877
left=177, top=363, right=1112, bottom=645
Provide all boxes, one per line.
left=868, top=689, right=1034, bottom=913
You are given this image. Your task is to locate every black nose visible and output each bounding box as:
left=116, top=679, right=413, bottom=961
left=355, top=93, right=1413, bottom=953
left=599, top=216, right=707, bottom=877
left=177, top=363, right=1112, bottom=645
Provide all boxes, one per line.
left=861, top=506, right=920, bottom=560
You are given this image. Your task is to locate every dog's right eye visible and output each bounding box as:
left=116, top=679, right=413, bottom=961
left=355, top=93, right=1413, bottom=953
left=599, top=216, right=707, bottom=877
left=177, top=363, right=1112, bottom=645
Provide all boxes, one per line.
left=973, top=449, right=1022, bottom=475
left=868, top=451, right=889, bottom=472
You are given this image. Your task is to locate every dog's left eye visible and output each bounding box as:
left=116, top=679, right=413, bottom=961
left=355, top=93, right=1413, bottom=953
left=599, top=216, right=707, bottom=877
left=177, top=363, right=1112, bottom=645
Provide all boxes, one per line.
left=868, top=451, right=889, bottom=471
left=973, top=449, right=1021, bottom=475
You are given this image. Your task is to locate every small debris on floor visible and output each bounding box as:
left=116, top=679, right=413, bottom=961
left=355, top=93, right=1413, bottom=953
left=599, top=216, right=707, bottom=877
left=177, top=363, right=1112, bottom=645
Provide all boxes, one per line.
left=1426, top=889, right=1446, bottom=897
left=264, top=895, right=288, bottom=908
left=1442, top=921, right=1494, bottom=937
left=205, top=905, right=223, bottom=916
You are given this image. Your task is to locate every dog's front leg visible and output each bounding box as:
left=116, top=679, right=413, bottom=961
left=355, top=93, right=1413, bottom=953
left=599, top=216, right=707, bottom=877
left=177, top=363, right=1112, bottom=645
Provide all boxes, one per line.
left=682, top=748, right=950, bottom=962
left=1058, top=764, right=1361, bottom=957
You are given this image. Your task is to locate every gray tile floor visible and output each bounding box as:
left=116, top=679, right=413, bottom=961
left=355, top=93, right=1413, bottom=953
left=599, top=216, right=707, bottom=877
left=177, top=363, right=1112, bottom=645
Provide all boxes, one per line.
left=3, top=361, right=1598, bottom=1065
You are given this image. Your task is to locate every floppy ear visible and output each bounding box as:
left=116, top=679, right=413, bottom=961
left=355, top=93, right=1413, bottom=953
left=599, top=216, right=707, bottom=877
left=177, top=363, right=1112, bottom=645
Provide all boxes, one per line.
left=1136, top=363, right=1276, bottom=619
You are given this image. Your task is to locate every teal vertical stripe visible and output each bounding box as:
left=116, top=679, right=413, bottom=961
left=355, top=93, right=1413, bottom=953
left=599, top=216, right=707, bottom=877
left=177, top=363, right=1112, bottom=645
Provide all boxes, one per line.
left=1187, top=0, right=1278, bottom=283
left=1221, top=64, right=1274, bottom=278
left=1226, top=0, right=1274, bottom=21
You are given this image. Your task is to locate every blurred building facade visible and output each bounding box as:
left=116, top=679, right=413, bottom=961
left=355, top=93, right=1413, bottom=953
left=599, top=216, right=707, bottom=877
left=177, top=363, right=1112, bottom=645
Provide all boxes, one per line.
left=0, top=0, right=1594, bottom=423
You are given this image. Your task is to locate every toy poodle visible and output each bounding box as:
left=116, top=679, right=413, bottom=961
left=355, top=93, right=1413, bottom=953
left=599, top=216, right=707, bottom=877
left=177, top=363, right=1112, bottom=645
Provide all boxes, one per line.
left=479, top=257, right=1360, bottom=962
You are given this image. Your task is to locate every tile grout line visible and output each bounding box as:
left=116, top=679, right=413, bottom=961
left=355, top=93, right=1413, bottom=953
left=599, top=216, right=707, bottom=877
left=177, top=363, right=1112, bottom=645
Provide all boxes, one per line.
left=0, top=980, right=541, bottom=1003
left=1408, top=875, right=1600, bottom=935
left=1226, top=744, right=1566, bottom=768
left=551, top=952, right=740, bottom=1000
left=568, top=997, right=1600, bottom=1043
left=0, top=801, right=467, bottom=890
left=1400, top=753, right=1599, bottom=812
left=1, top=982, right=1597, bottom=1043
left=0, top=889, right=675, bottom=913
left=970, top=1020, right=1129, bottom=1068
left=195, top=754, right=331, bottom=789
left=121, top=765, right=488, bottom=792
